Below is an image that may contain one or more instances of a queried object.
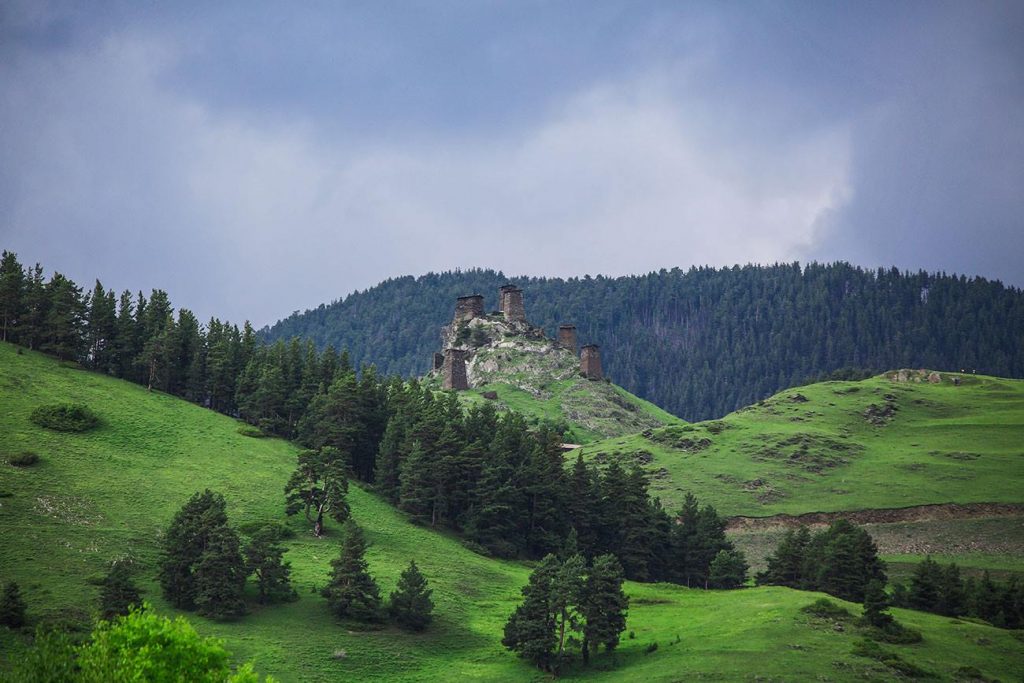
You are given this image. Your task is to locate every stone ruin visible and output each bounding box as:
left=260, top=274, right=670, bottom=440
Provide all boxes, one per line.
left=442, top=348, right=469, bottom=390
left=580, top=344, right=602, bottom=380
left=454, top=294, right=484, bottom=322
left=499, top=284, right=526, bottom=322
left=432, top=286, right=605, bottom=390
left=558, top=325, right=577, bottom=353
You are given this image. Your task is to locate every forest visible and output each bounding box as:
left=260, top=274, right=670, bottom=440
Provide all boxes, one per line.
left=263, top=263, right=1024, bottom=420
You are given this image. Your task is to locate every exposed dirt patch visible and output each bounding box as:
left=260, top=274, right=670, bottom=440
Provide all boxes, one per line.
left=726, top=502, right=1024, bottom=531
left=750, top=433, right=863, bottom=473
left=863, top=399, right=898, bottom=426
left=649, top=426, right=713, bottom=452
left=788, top=393, right=809, bottom=403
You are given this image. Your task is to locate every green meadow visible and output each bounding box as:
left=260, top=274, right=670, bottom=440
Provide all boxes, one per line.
left=580, top=372, right=1024, bottom=516
left=1, top=342, right=1022, bottom=681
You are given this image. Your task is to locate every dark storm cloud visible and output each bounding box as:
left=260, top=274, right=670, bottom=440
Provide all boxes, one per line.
left=0, top=1, right=1020, bottom=326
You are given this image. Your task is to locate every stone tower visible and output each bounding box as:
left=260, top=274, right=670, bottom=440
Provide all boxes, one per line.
left=558, top=325, right=578, bottom=353
left=442, top=348, right=469, bottom=390
left=580, top=344, right=602, bottom=380
left=499, top=284, right=525, bottom=322
left=454, top=294, right=485, bottom=322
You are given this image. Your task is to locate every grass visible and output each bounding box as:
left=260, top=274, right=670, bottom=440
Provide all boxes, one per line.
left=1, top=342, right=1022, bottom=682
left=579, top=373, right=1024, bottom=517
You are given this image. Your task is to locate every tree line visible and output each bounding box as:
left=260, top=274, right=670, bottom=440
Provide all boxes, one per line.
left=891, top=557, right=1023, bottom=629
left=262, top=262, right=1024, bottom=421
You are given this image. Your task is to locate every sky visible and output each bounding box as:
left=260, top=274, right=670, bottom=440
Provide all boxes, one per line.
left=1, top=1, right=1022, bottom=326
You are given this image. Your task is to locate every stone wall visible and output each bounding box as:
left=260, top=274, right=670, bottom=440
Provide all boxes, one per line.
left=558, top=324, right=577, bottom=352
left=454, top=295, right=485, bottom=322
left=443, top=348, right=469, bottom=390
left=499, top=285, right=526, bottom=322
left=580, top=344, right=602, bottom=380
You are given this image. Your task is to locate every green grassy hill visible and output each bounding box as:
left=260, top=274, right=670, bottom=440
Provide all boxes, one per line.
left=580, top=371, right=1024, bottom=517
left=1, top=343, right=1022, bottom=682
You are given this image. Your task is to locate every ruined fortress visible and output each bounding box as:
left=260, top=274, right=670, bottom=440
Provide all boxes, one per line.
left=433, top=285, right=602, bottom=391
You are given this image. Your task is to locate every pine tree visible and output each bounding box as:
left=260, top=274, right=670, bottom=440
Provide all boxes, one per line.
left=708, top=549, right=749, bottom=589
left=0, top=250, right=24, bottom=343
left=158, top=490, right=229, bottom=610
left=0, top=581, right=27, bottom=628
left=908, top=556, right=943, bottom=612
left=99, top=561, right=142, bottom=620
left=42, top=273, right=86, bottom=361
left=502, top=554, right=559, bottom=671
left=243, top=525, right=297, bottom=604
left=756, top=527, right=810, bottom=588
left=388, top=560, right=434, bottom=631
left=861, top=579, right=894, bottom=629
left=550, top=554, right=586, bottom=666
left=284, top=447, right=350, bottom=536
left=322, top=519, right=383, bottom=623
left=581, top=554, right=628, bottom=663
left=194, top=525, right=247, bottom=619
left=937, top=562, right=966, bottom=616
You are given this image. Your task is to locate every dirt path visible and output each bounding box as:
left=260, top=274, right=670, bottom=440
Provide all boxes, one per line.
left=726, top=502, right=1024, bottom=531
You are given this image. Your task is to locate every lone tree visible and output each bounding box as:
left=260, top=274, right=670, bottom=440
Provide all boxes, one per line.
left=503, top=554, right=559, bottom=672
left=285, top=447, right=350, bottom=536
left=243, top=525, right=297, bottom=604
left=99, top=561, right=142, bottom=620
left=322, top=519, right=383, bottom=623
left=158, top=490, right=229, bottom=610
left=388, top=560, right=434, bottom=631
left=0, top=581, right=27, bottom=628
left=194, top=525, right=247, bottom=619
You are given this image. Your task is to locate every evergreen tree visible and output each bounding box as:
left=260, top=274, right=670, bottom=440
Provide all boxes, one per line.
left=194, top=525, right=247, bottom=619
left=158, top=490, right=229, bottom=610
left=388, top=560, right=434, bottom=631
left=670, top=492, right=701, bottom=586
left=322, top=519, right=383, bottom=623
left=42, top=273, right=86, bottom=360
left=756, top=527, right=810, bottom=588
left=908, top=556, right=943, bottom=612
left=0, top=250, right=24, bottom=343
left=243, top=525, right=297, bottom=604
left=708, top=549, right=748, bottom=589
left=284, top=447, right=350, bottom=536
left=581, top=554, right=628, bottom=663
left=502, top=554, right=560, bottom=671
left=937, top=562, right=966, bottom=617
left=99, top=561, right=142, bottom=620
left=20, top=264, right=47, bottom=350
left=0, top=581, right=27, bottom=628
left=861, top=579, right=894, bottom=629
left=550, top=554, right=586, bottom=666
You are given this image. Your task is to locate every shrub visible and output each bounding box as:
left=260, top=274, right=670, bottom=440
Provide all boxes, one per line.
left=237, top=426, right=266, bottom=438
left=801, top=598, right=851, bottom=619
left=0, top=581, right=28, bottom=628
left=852, top=639, right=934, bottom=678
left=644, top=641, right=659, bottom=654
left=9, top=452, right=39, bottom=467
left=30, top=403, right=100, bottom=432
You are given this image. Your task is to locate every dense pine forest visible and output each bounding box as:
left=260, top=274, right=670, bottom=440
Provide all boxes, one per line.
left=263, top=263, right=1024, bottom=420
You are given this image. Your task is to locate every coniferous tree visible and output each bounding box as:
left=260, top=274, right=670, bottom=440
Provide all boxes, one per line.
left=937, top=563, right=966, bottom=617
left=908, top=556, right=943, bottom=612
left=861, top=579, right=894, bottom=629
left=284, top=447, right=350, bottom=536
left=20, top=264, right=47, bottom=350
left=42, top=273, right=86, bottom=360
left=388, top=560, right=434, bottom=631
left=756, top=527, right=810, bottom=588
left=243, top=526, right=297, bottom=604
left=194, top=525, right=247, bottom=619
left=708, top=549, right=749, bottom=589
left=158, top=490, right=229, bottom=610
left=0, top=250, right=25, bottom=343
left=581, top=554, right=628, bottom=663
left=322, top=519, right=383, bottom=623
left=0, top=581, right=27, bottom=628
left=99, top=561, right=142, bottom=620
left=502, top=554, right=559, bottom=671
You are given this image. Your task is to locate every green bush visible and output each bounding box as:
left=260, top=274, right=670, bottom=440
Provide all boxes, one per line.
left=801, top=598, right=851, bottom=619
left=851, top=639, right=934, bottom=678
left=237, top=425, right=266, bottom=438
left=9, top=452, right=39, bottom=467
left=30, top=403, right=100, bottom=432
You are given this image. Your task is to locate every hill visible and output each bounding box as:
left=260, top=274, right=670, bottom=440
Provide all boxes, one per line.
left=261, top=262, right=1024, bottom=421
left=422, top=295, right=682, bottom=443
left=2, top=344, right=1023, bottom=681
left=580, top=370, right=1024, bottom=517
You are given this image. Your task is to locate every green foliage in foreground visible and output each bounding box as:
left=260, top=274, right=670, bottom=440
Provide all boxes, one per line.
left=4, top=605, right=273, bottom=682
left=1, top=342, right=1022, bottom=681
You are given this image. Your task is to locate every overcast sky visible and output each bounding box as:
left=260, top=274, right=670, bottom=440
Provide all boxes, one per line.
left=2, top=1, right=1022, bottom=326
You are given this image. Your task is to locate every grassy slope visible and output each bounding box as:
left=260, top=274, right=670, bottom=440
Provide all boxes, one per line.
left=580, top=373, right=1024, bottom=517
left=1, top=343, right=1021, bottom=682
